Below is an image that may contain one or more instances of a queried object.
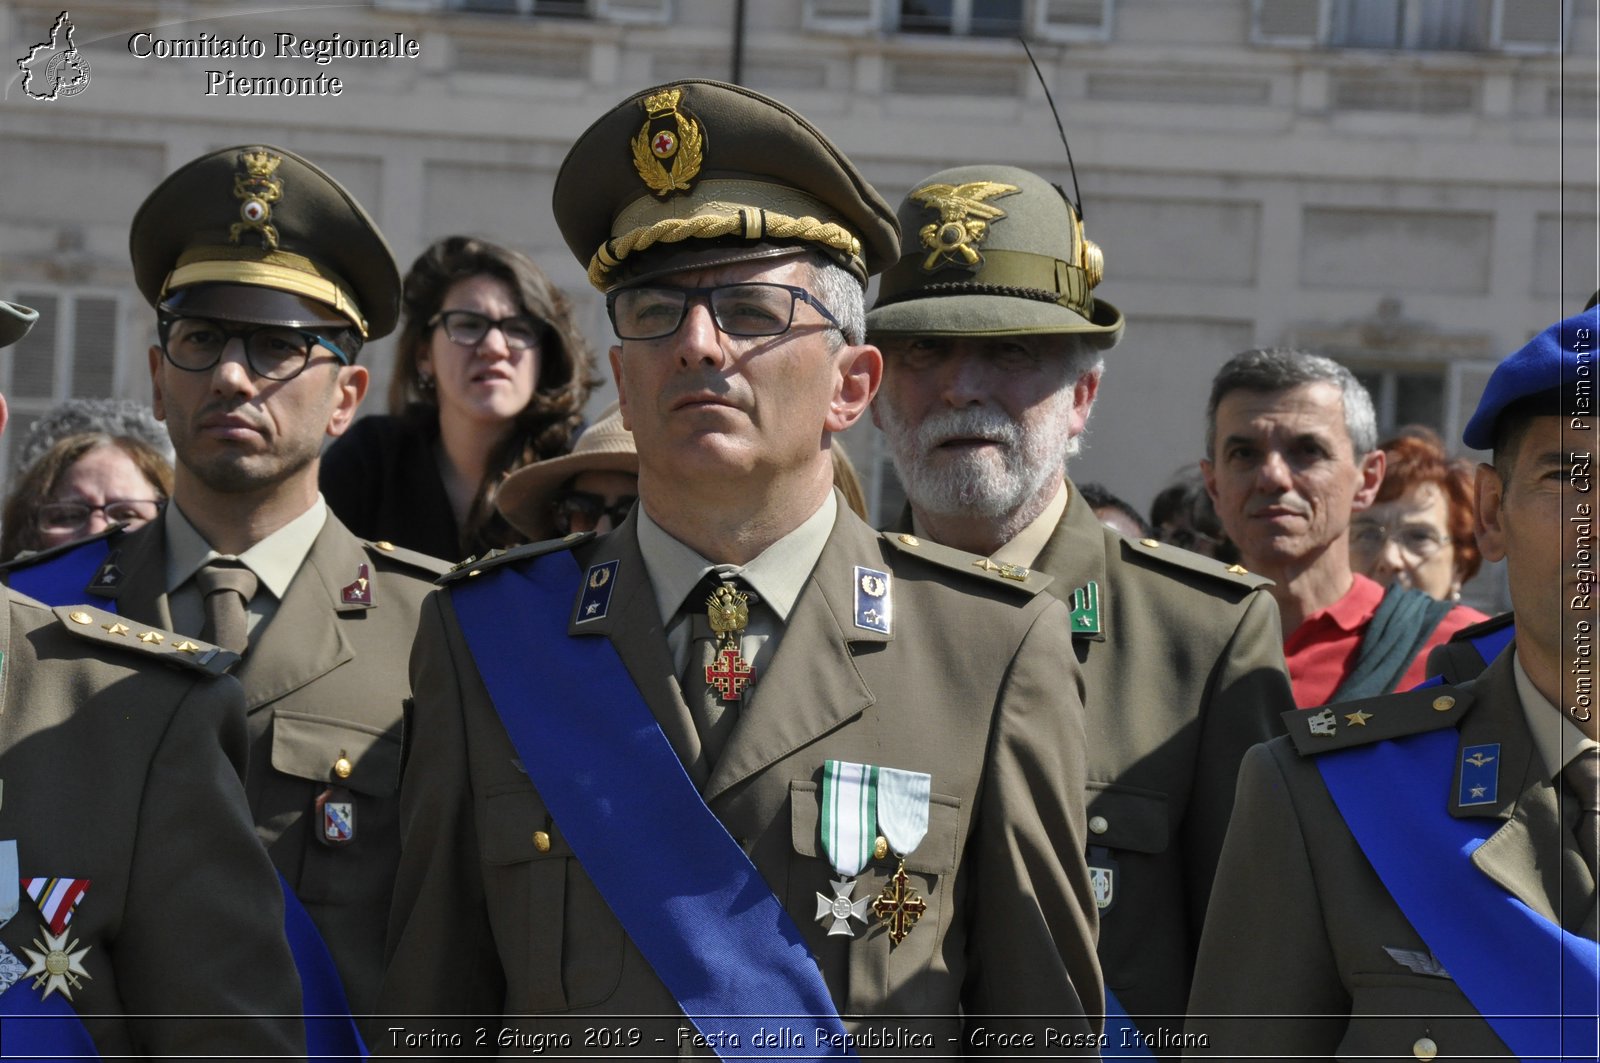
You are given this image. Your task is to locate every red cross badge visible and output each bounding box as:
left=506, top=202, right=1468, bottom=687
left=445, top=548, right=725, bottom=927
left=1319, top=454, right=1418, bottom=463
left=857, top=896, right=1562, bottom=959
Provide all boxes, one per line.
left=651, top=130, right=677, bottom=158
left=706, top=644, right=754, bottom=702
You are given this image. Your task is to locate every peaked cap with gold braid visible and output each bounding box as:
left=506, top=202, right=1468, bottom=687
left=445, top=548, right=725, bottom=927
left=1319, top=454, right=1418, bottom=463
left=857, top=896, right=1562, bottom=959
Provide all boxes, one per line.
left=867, top=164, right=1123, bottom=349
left=553, top=80, right=900, bottom=291
left=130, top=144, right=400, bottom=340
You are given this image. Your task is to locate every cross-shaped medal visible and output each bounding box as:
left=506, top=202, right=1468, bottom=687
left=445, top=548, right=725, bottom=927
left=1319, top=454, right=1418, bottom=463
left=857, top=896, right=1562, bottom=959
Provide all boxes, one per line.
left=705, top=645, right=754, bottom=702
left=872, top=862, right=927, bottom=945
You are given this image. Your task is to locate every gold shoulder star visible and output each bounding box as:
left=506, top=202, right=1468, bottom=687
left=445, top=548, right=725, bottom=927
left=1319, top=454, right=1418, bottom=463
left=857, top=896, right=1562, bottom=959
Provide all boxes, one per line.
left=136, top=630, right=164, bottom=644
left=1344, top=709, right=1373, bottom=727
left=103, top=622, right=130, bottom=636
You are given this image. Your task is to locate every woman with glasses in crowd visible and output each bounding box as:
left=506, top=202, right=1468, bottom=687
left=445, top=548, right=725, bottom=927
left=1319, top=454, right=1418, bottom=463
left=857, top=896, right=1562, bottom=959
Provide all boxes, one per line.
left=497, top=402, right=637, bottom=540
left=1, top=432, right=171, bottom=561
left=321, top=235, right=597, bottom=561
left=1349, top=427, right=1488, bottom=608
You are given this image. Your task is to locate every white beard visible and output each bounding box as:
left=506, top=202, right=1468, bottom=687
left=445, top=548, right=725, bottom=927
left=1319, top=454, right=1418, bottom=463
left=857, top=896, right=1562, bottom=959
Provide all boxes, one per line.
left=878, top=398, right=1077, bottom=519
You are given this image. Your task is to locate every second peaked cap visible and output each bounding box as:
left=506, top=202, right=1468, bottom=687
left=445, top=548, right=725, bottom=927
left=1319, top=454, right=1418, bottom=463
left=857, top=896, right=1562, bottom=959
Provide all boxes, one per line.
left=130, top=144, right=401, bottom=339
left=554, top=80, right=900, bottom=291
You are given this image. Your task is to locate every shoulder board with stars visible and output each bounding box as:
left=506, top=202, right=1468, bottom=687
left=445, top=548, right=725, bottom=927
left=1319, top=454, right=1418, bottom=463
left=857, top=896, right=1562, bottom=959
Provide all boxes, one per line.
left=362, top=539, right=451, bottom=578
left=436, top=532, right=597, bottom=587
left=1284, top=685, right=1475, bottom=757
left=52, top=603, right=239, bottom=676
left=0, top=524, right=122, bottom=575
left=1121, top=536, right=1272, bottom=592
left=879, top=532, right=1054, bottom=597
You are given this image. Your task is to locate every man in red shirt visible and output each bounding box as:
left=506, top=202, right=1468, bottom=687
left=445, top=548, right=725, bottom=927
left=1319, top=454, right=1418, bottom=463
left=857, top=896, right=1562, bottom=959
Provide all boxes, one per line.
left=1202, top=349, right=1483, bottom=706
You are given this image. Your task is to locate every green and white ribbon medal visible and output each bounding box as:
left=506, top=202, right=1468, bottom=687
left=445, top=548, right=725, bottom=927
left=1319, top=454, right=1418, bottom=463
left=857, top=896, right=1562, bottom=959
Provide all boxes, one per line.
left=815, top=759, right=877, bottom=936
left=872, top=767, right=932, bottom=945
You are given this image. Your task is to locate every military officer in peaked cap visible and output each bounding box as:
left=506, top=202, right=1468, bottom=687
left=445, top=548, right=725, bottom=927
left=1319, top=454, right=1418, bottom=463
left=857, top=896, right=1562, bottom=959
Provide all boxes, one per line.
left=1, top=145, right=447, bottom=1032
left=866, top=164, right=1294, bottom=1054
left=1186, top=310, right=1600, bottom=1059
left=0, top=300, right=304, bottom=1055
left=381, top=81, right=1102, bottom=1054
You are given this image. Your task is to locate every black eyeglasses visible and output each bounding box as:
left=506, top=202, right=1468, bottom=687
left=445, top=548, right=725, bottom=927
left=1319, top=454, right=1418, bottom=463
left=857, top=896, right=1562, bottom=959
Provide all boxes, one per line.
left=37, top=498, right=163, bottom=533
left=553, top=491, right=637, bottom=535
left=429, top=309, right=542, bottom=351
left=158, top=316, right=352, bottom=381
left=606, top=283, right=841, bottom=341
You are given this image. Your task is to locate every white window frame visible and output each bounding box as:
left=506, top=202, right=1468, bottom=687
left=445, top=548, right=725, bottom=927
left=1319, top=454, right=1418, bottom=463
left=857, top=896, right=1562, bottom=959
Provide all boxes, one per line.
left=1032, top=0, right=1114, bottom=42
left=1251, top=0, right=1569, bottom=54
left=1, top=285, right=131, bottom=470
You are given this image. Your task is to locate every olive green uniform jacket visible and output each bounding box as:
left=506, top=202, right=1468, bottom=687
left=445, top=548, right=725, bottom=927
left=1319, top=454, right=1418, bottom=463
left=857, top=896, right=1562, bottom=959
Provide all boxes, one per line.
left=1186, top=651, right=1573, bottom=1059
left=380, top=508, right=1103, bottom=1054
left=2, top=511, right=446, bottom=1015
left=0, top=590, right=303, bottom=1055
left=1033, top=488, right=1292, bottom=1036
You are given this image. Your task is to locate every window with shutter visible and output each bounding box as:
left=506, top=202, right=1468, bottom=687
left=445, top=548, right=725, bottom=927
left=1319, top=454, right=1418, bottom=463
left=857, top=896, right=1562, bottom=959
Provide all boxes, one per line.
left=803, top=0, right=883, bottom=34
left=1251, top=0, right=1328, bottom=45
left=1033, top=0, right=1113, bottom=41
left=1493, top=0, right=1569, bottom=53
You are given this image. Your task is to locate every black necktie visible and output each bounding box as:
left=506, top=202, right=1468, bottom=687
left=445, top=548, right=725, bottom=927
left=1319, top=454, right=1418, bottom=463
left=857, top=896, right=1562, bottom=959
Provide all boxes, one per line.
left=197, top=559, right=258, bottom=655
left=679, top=572, right=758, bottom=767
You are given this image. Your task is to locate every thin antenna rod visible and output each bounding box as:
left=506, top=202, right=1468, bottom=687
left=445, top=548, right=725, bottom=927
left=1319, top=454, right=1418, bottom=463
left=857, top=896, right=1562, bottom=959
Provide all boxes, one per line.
left=1019, top=37, right=1084, bottom=220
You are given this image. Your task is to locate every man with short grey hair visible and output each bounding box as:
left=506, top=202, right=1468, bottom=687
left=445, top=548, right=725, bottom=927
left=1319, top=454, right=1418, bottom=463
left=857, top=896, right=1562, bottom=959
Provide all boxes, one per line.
left=869, top=163, right=1293, bottom=1053
left=1202, top=347, right=1480, bottom=705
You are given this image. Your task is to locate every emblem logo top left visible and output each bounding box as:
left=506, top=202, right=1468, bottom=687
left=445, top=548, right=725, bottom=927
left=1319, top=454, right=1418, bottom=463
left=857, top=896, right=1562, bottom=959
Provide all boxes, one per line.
left=17, top=11, right=91, bottom=102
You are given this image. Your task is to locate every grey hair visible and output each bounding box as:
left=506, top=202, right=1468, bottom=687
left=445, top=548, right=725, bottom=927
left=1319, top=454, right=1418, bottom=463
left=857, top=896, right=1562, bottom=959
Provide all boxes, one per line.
left=1059, top=337, right=1105, bottom=460
left=806, top=256, right=867, bottom=347
left=1205, top=347, right=1377, bottom=459
left=16, top=398, right=173, bottom=470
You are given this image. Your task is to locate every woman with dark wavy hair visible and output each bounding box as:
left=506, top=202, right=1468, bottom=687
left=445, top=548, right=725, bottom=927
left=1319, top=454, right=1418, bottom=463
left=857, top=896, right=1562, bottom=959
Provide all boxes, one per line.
left=321, top=236, right=598, bottom=560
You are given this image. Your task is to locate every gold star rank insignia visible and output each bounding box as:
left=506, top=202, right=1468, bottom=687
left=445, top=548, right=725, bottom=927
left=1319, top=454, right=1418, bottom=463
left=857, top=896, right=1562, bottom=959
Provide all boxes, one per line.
left=1344, top=710, right=1373, bottom=727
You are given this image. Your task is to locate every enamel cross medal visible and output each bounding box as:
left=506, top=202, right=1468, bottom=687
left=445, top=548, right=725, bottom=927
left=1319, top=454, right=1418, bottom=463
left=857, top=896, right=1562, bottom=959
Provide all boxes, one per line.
left=872, top=767, right=932, bottom=945
left=704, top=582, right=756, bottom=702
left=815, top=760, right=877, bottom=936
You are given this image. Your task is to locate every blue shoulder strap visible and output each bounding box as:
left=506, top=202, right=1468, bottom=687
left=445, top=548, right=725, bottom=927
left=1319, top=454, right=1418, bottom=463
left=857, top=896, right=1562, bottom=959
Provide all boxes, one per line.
left=7, top=542, right=366, bottom=1061
left=1469, top=623, right=1516, bottom=669
left=1318, top=729, right=1600, bottom=1059
left=0, top=978, right=99, bottom=1060
left=450, top=552, right=854, bottom=1058
left=6, top=538, right=113, bottom=610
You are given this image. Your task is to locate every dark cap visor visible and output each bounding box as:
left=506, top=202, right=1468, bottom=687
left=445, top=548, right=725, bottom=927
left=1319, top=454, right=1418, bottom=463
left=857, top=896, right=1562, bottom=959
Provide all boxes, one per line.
left=159, top=283, right=355, bottom=331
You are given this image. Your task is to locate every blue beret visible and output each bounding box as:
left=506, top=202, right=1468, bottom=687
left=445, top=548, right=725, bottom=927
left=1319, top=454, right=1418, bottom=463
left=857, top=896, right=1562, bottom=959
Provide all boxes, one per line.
left=1464, top=309, right=1599, bottom=451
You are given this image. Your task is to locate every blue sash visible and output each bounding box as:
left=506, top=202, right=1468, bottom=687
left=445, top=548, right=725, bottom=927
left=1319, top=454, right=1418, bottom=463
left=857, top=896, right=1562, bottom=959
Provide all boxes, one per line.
left=0, top=978, right=99, bottom=1060
left=6, top=537, right=113, bottom=610
left=1319, top=729, right=1600, bottom=1059
left=7, top=539, right=366, bottom=1060
left=1470, top=624, right=1517, bottom=670
left=451, top=552, right=853, bottom=1060
left=1101, top=989, right=1153, bottom=1059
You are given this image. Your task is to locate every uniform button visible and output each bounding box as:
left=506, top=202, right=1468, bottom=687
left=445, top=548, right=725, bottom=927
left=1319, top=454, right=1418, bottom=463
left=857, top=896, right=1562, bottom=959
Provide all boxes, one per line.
left=1088, top=815, right=1109, bottom=835
left=899, top=534, right=920, bottom=547
left=68, top=610, right=93, bottom=624
left=333, top=755, right=353, bottom=779
left=1432, top=696, right=1456, bottom=712
left=532, top=831, right=551, bottom=853
left=375, top=541, right=396, bottom=551
left=873, top=835, right=889, bottom=861
left=1139, top=538, right=1160, bottom=548
left=1412, top=1035, right=1437, bottom=1060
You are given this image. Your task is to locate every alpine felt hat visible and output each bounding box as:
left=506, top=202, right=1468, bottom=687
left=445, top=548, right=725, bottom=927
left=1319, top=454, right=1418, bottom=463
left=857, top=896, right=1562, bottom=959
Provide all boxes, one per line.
left=867, top=164, right=1123, bottom=349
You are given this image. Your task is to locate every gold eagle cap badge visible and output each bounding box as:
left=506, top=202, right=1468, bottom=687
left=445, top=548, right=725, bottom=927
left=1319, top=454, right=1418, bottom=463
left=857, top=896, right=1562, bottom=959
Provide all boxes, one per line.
left=910, top=180, right=1020, bottom=272
left=631, top=87, right=704, bottom=198
left=229, top=148, right=284, bottom=250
